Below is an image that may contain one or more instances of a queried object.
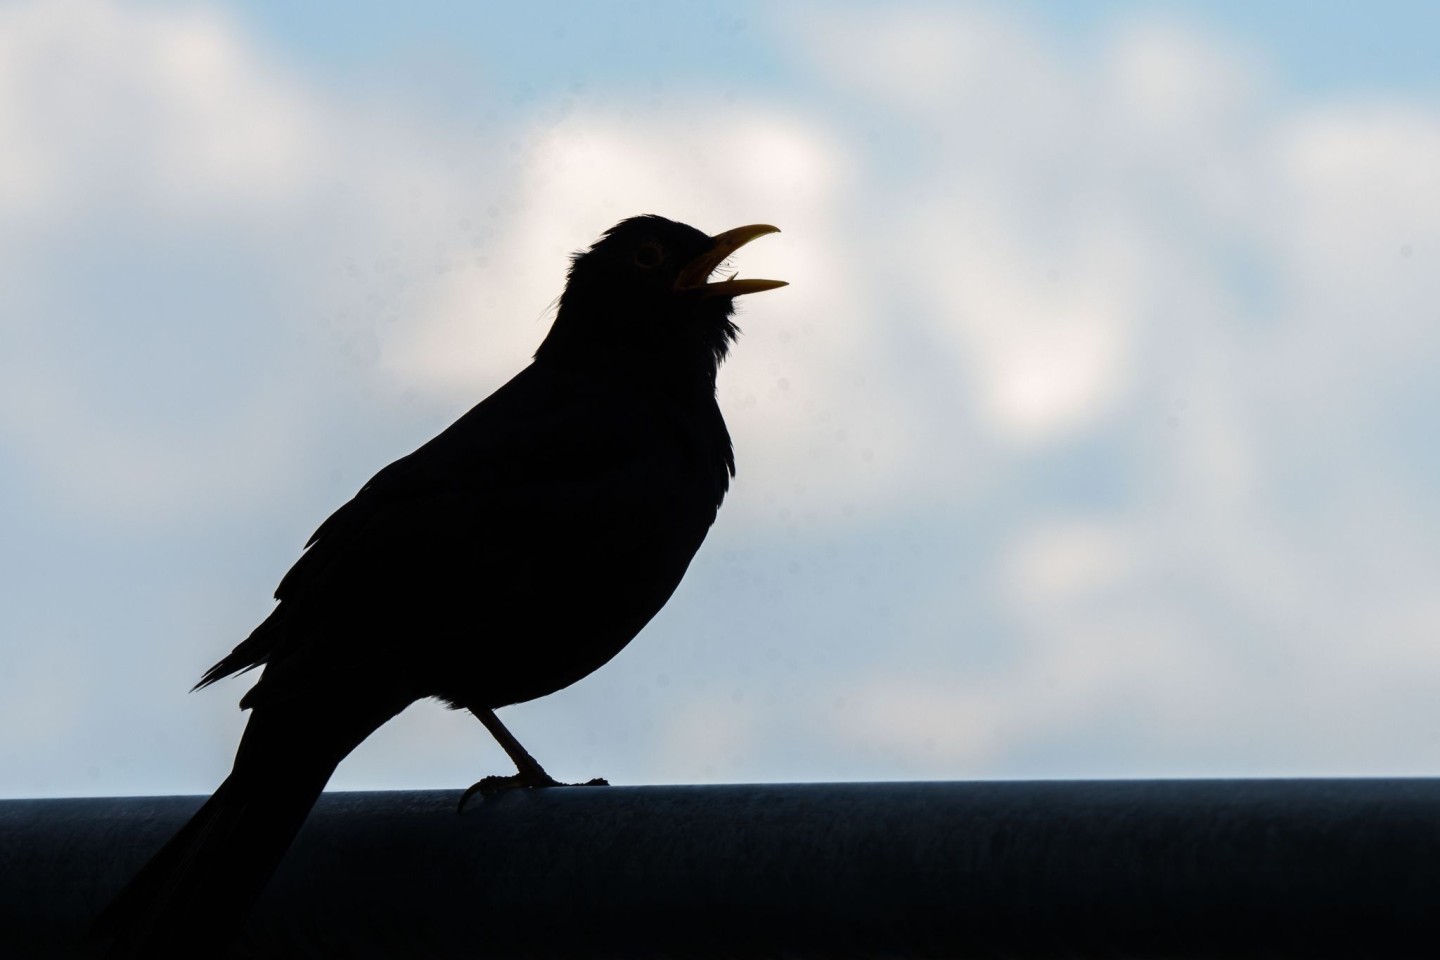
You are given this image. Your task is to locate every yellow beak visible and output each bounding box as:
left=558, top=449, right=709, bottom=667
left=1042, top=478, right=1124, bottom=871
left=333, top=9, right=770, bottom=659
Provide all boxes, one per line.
left=675, top=224, right=788, bottom=299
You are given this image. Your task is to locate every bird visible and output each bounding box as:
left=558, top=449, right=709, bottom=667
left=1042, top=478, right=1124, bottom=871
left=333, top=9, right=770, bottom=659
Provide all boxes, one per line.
left=91, top=215, right=786, bottom=955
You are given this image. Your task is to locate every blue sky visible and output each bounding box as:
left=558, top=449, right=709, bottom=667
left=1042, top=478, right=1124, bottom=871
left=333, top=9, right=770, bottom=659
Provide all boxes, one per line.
left=4, top=0, right=1440, bottom=798
left=232, top=1, right=1440, bottom=104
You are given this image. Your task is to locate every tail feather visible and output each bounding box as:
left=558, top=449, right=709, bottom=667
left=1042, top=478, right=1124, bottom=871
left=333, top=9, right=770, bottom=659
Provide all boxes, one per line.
left=91, top=709, right=353, bottom=958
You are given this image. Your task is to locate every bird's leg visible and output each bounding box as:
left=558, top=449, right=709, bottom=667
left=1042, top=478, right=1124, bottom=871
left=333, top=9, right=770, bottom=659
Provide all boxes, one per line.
left=457, top=707, right=608, bottom=813
left=471, top=707, right=559, bottom=787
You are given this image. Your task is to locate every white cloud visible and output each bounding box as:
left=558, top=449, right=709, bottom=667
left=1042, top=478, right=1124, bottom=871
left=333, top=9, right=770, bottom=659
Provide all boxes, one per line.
left=0, top=0, right=323, bottom=222
left=793, top=6, right=1440, bottom=775
left=1003, top=520, right=1137, bottom=609
left=1105, top=17, right=1264, bottom=148
left=0, top=0, right=466, bottom=526
left=385, top=110, right=927, bottom=517
left=801, top=5, right=1061, bottom=116
left=9, top=0, right=1440, bottom=795
left=388, top=114, right=857, bottom=393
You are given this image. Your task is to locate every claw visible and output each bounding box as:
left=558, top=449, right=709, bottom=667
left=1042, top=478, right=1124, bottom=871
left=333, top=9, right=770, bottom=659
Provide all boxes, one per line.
left=456, top=773, right=609, bottom=814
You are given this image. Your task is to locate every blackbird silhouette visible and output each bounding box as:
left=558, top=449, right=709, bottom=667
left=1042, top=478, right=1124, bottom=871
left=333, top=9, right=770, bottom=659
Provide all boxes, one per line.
left=92, top=215, right=786, bottom=955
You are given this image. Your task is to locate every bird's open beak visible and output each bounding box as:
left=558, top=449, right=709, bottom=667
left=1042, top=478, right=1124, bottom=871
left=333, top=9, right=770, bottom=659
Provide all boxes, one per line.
left=675, top=224, right=788, bottom=299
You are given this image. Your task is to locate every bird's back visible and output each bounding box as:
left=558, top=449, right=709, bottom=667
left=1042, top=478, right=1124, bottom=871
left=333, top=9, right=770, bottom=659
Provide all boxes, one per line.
left=204, top=357, right=734, bottom=713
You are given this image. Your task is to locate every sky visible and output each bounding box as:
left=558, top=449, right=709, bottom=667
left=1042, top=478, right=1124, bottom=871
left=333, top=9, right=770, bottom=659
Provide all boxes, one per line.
left=3, top=0, right=1440, bottom=798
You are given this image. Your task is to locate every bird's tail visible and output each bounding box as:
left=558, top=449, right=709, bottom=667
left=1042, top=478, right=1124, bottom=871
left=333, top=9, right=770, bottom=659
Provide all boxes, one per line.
left=90, top=706, right=365, bottom=957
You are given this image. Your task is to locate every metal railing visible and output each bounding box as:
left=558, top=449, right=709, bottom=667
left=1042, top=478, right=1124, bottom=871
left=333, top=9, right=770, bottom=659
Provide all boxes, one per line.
left=4, top=779, right=1438, bottom=957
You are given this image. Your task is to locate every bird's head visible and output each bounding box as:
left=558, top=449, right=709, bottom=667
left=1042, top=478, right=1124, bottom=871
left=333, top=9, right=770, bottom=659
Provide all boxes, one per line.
left=537, top=215, right=785, bottom=388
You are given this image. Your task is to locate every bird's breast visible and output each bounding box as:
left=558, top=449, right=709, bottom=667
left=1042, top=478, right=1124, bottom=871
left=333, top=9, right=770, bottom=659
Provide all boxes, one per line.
left=427, top=398, right=731, bottom=708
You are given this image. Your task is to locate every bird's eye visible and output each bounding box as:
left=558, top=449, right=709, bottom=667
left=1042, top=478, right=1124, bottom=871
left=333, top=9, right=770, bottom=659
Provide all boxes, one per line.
left=634, top=242, right=664, bottom=269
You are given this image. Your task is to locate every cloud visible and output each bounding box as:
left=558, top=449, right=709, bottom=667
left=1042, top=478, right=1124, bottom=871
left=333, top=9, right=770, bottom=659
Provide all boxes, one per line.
left=386, top=111, right=930, bottom=518
left=790, top=5, right=1440, bottom=774
left=8, top=0, right=1440, bottom=796
left=0, top=1, right=323, bottom=222
left=0, top=0, right=464, bottom=527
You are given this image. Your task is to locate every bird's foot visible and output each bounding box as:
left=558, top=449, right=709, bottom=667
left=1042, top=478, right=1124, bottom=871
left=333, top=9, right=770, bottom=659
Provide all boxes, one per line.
left=457, top=773, right=608, bottom=813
